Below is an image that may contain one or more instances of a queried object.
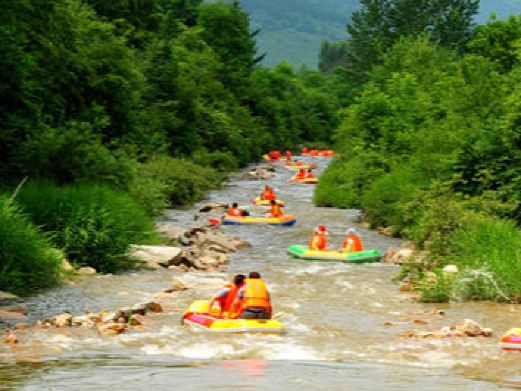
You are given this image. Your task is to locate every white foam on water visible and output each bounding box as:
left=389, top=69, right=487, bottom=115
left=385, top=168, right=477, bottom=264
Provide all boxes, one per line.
left=261, top=344, right=323, bottom=360
left=371, top=302, right=384, bottom=308
left=176, top=343, right=239, bottom=359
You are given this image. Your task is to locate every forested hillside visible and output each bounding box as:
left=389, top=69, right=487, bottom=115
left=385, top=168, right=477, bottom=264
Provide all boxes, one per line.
left=0, top=0, right=339, bottom=295
left=315, top=0, right=521, bottom=303
left=240, top=0, right=521, bottom=68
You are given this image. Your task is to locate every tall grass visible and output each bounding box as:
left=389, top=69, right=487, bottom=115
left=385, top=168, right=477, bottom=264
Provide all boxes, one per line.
left=0, top=196, right=62, bottom=295
left=17, top=182, right=156, bottom=273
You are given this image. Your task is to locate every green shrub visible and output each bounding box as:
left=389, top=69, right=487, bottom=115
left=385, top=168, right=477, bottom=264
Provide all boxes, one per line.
left=192, top=149, right=239, bottom=173
left=361, top=166, right=426, bottom=229
left=137, top=156, right=222, bottom=206
left=16, top=182, right=155, bottom=273
left=314, top=153, right=386, bottom=208
left=0, top=196, right=62, bottom=295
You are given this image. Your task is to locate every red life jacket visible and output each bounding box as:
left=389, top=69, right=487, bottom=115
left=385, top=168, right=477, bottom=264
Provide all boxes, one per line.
left=262, top=190, right=275, bottom=201
left=296, top=169, right=306, bottom=179
left=306, top=171, right=314, bottom=179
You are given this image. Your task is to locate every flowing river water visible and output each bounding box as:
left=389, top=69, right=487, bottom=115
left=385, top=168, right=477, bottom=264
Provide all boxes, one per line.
left=2, top=157, right=521, bottom=390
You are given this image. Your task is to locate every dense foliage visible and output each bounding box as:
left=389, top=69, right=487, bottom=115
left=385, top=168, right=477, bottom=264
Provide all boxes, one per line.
left=316, top=13, right=521, bottom=302
left=0, top=197, right=62, bottom=295
left=0, top=0, right=338, bottom=294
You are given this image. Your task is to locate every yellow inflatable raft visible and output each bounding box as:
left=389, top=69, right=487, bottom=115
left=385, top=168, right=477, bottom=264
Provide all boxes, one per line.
left=223, top=214, right=296, bottom=226
left=252, top=197, right=285, bottom=206
left=182, top=300, right=285, bottom=334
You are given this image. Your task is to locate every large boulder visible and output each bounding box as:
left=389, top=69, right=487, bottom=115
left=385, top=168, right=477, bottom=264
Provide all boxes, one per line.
left=0, top=291, right=21, bottom=304
left=384, top=242, right=416, bottom=265
left=129, top=245, right=183, bottom=267
left=0, top=310, right=27, bottom=322
left=155, top=224, right=186, bottom=242
left=97, top=323, right=126, bottom=336
left=77, top=266, right=96, bottom=276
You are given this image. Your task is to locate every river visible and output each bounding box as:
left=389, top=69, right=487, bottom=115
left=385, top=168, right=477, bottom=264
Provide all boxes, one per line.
left=1, top=156, right=521, bottom=390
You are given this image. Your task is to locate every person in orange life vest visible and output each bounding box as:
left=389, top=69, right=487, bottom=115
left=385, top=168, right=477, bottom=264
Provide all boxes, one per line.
left=285, top=150, right=292, bottom=159
left=308, top=225, right=328, bottom=250
left=268, top=199, right=283, bottom=217
left=228, top=203, right=243, bottom=217
left=208, top=274, right=246, bottom=318
left=310, top=149, right=318, bottom=156
left=231, top=272, right=272, bottom=319
left=295, top=160, right=304, bottom=166
left=272, top=150, right=281, bottom=159
left=305, top=168, right=314, bottom=179
left=295, top=168, right=306, bottom=180
left=302, top=146, right=309, bottom=154
left=261, top=185, right=276, bottom=201
left=342, top=228, right=364, bottom=252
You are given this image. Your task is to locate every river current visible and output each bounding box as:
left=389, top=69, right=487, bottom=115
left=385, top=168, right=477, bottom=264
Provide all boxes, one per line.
left=1, top=156, right=521, bottom=390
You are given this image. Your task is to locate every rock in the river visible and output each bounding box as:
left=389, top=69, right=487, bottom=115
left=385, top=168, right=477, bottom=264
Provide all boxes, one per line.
left=97, top=323, right=126, bottom=336
left=129, top=245, right=183, bottom=267
left=155, top=224, right=186, bottom=242
left=54, top=313, right=72, bottom=328
left=164, top=278, right=190, bottom=293
left=0, top=304, right=27, bottom=315
left=0, top=310, right=27, bottom=322
left=144, top=302, right=163, bottom=313
left=384, top=242, right=416, bottom=265
left=101, top=312, right=119, bottom=324
left=198, top=203, right=228, bottom=213
left=456, top=319, right=489, bottom=337
left=140, top=261, right=162, bottom=270
left=129, top=314, right=145, bottom=326
left=77, top=266, right=97, bottom=276
left=0, top=291, right=21, bottom=304
left=71, top=315, right=93, bottom=327
left=242, top=166, right=274, bottom=180
left=5, top=331, right=18, bottom=345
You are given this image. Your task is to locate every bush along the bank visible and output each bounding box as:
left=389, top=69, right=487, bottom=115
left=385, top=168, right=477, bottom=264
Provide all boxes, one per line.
left=16, top=183, right=157, bottom=274
left=316, top=18, right=521, bottom=302
left=0, top=196, right=63, bottom=295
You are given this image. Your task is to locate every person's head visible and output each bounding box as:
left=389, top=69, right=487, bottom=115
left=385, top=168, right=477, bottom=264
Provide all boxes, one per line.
left=270, top=199, right=277, bottom=205
left=232, top=202, right=238, bottom=208
left=316, top=225, right=328, bottom=235
left=346, top=228, right=357, bottom=236
left=307, top=168, right=312, bottom=172
left=249, top=272, right=261, bottom=279
left=264, top=185, right=269, bottom=190
left=233, top=274, right=246, bottom=286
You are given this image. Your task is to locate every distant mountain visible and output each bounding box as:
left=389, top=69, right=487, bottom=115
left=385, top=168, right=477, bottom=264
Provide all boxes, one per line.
left=240, top=0, right=521, bottom=68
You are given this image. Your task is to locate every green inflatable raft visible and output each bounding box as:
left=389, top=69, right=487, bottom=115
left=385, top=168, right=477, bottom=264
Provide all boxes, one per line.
left=287, top=244, right=382, bottom=264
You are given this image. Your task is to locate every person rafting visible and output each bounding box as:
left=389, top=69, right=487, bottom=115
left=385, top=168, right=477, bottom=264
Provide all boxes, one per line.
left=302, top=146, right=309, bottom=154
left=309, top=225, right=328, bottom=251
left=208, top=274, right=246, bottom=318
left=285, top=150, right=292, bottom=159
left=342, top=228, right=364, bottom=252
left=260, top=185, right=276, bottom=201
left=295, top=160, right=304, bottom=166
left=228, top=203, right=243, bottom=217
left=295, top=168, right=306, bottom=180
left=231, top=272, right=272, bottom=319
left=268, top=199, right=283, bottom=218
left=305, top=168, right=314, bottom=179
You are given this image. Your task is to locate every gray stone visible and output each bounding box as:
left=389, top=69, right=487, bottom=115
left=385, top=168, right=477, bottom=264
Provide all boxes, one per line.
left=129, top=245, right=183, bottom=267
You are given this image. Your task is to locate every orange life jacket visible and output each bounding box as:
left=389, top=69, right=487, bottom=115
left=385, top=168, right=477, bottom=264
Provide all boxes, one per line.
left=262, top=190, right=275, bottom=201
left=302, top=147, right=309, bottom=154
left=228, top=208, right=242, bottom=217
left=308, top=233, right=327, bottom=250
left=271, top=204, right=283, bottom=217
left=236, top=279, right=271, bottom=316
left=296, top=161, right=304, bottom=166
left=296, top=169, right=306, bottom=179
left=285, top=151, right=292, bottom=159
left=310, top=149, right=318, bottom=156
left=306, top=171, right=314, bottom=179
left=343, top=234, right=364, bottom=252
left=223, top=284, right=241, bottom=315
